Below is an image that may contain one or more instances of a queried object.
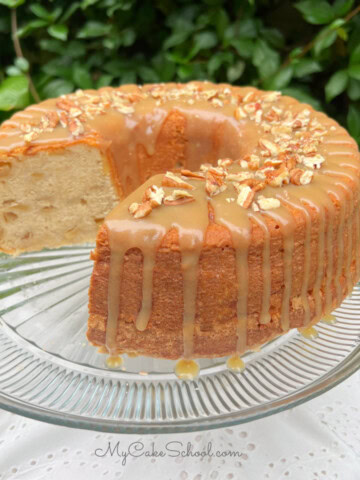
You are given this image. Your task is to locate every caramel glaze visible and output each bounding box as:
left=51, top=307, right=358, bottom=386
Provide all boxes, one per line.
left=1, top=82, right=360, bottom=373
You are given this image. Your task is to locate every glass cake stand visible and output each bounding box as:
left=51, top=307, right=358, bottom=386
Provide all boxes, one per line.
left=0, top=245, right=359, bottom=434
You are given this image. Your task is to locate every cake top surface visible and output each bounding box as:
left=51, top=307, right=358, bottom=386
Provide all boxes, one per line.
left=1, top=81, right=359, bottom=241
left=0, top=81, right=358, bottom=210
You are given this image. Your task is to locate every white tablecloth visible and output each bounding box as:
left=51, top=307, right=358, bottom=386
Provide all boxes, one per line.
left=0, top=370, right=359, bottom=479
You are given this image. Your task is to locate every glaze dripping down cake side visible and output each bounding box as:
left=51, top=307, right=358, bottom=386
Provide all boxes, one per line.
left=0, top=81, right=359, bottom=366
left=85, top=83, right=360, bottom=363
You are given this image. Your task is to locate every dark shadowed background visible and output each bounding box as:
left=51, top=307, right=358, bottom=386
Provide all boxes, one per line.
left=0, top=0, right=359, bottom=144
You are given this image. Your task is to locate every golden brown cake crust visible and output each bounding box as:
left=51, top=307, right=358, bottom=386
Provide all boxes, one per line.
left=0, top=81, right=359, bottom=360
left=84, top=82, right=360, bottom=360
left=88, top=194, right=359, bottom=359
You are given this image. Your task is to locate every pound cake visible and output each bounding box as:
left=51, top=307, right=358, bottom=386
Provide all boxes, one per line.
left=0, top=82, right=359, bottom=376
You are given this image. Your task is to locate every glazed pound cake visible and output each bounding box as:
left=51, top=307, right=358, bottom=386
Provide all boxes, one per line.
left=0, top=82, right=359, bottom=377
left=85, top=83, right=360, bottom=376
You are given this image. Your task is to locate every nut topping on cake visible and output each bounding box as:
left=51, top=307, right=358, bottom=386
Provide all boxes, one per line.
left=143, top=185, right=165, bottom=207
left=162, top=171, right=194, bottom=189
left=164, top=189, right=195, bottom=206
left=10, top=83, right=332, bottom=217
left=180, top=169, right=205, bottom=180
left=236, top=185, right=255, bottom=209
left=301, top=153, right=325, bottom=169
left=205, top=171, right=227, bottom=197
left=257, top=196, right=281, bottom=210
left=129, top=201, right=152, bottom=219
left=290, top=168, right=314, bottom=185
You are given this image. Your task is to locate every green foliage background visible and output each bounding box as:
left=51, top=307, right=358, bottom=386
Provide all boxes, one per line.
left=0, top=0, right=359, bottom=144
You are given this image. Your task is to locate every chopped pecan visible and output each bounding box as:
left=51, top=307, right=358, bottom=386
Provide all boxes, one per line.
left=200, top=163, right=212, bottom=172
left=248, top=154, right=260, bottom=170
left=262, top=91, right=281, bottom=102
left=290, top=168, right=314, bottom=186
left=68, top=118, right=84, bottom=137
left=56, top=98, right=75, bottom=112
left=162, top=171, right=194, bottom=189
left=208, top=166, right=226, bottom=177
left=236, top=185, right=254, bottom=209
left=226, top=172, right=254, bottom=183
left=301, top=153, right=324, bottom=169
left=205, top=171, right=227, bottom=197
left=266, top=164, right=290, bottom=187
left=142, top=185, right=164, bottom=207
left=180, top=169, right=205, bottom=180
left=129, top=201, right=152, bottom=219
left=243, top=91, right=255, bottom=102
left=217, top=158, right=233, bottom=168
left=259, top=138, right=279, bottom=156
left=234, top=106, right=247, bottom=120
left=264, top=158, right=283, bottom=168
left=164, top=189, right=195, bottom=206
left=257, top=195, right=281, bottom=210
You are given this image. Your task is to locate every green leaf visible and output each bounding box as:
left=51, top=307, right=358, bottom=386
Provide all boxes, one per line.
left=289, top=47, right=303, bottom=59
left=329, top=18, right=346, bottom=30
left=73, top=65, right=93, bottom=89
left=214, top=8, right=229, bottom=40
left=137, top=66, right=159, bottom=83
left=0, top=76, right=29, bottom=111
left=42, top=58, right=72, bottom=78
left=39, top=38, right=66, bottom=54
left=6, top=66, right=21, bottom=76
left=188, top=31, right=217, bottom=59
left=236, top=18, right=257, bottom=39
left=14, top=57, right=29, bottom=72
left=48, top=24, right=68, bottom=41
left=119, top=71, right=137, bottom=85
left=336, top=27, right=348, bottom=41
left=261, top=28, right=284, bottom=49
left=348, top=65, right=360, bottom=80
left=293, top=59, right=322, bottom=77
left=163, top=31, right=191, bottom=50
left=347, top=105, right=360, bottom=141
left=226, top=60, right=245, bottom=83
left=347, top=79, right=360, bottom=100
left=0, top=0, right=25, bottom=8
left=264, top=65, right=293, bottom=90
left=77, top=21, right=111, bottom=38
left=42, top=79, right=74, bottom=99
left=252, top=39, right=280, bottom=79
left=207, top=52, right=233, bottom=75
left=29, top=4, right=53, bottom=21
left=152, top=54, right=176, bottom=82
left=350, top=45, right=360, bottom=65
left=60, top=2, right=80, bottom=23
left=120, top=28, right=136, bottom=47
left=295, top=1, right=334, bottom=25
left=282, top=87, right=322, bottom=110
left=81, top=0, right=99, bottom=8
left=332, top=0, right=354, bottom=17
left=105, top=0, right=134, bottom=14
left=17, top=20, right=48, bottom=38
left=229, top=38, right=254, bottom=59
left=313, top=28, right=337, bottom=56
left=325, top=69, right=348, bottom=101
left=96, top=74, right=113, bottom=88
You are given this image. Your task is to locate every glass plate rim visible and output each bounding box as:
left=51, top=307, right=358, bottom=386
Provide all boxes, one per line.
left=0, top=245, right=359, bottom=435
left=0, top=338, right=358, bottom=434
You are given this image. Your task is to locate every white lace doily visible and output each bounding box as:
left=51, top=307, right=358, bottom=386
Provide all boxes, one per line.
left=0, top=370, right=359, bottom=479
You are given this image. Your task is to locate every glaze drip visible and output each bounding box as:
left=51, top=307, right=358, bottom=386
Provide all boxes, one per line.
left=96, top=85, right=360, bottom=371
left=8, top=83, right=358, bottom=371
